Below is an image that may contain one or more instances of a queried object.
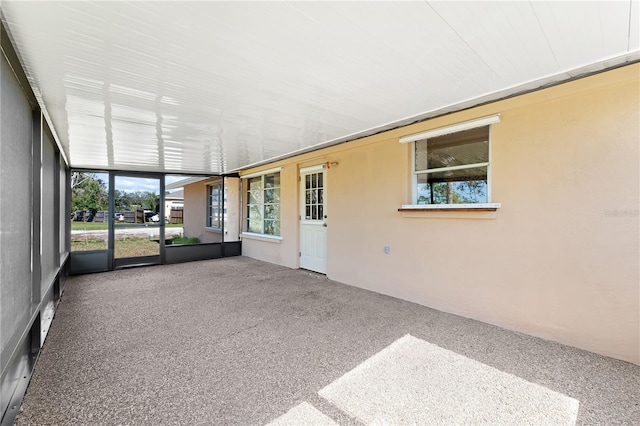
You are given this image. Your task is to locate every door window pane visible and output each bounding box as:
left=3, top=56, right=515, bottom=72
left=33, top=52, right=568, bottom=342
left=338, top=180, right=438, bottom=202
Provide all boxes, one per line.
left=302, top=171, right=325, bottom=222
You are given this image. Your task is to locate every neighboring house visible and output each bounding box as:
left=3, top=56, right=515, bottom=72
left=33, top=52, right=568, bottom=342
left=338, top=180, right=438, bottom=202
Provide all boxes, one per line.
left=183, top=64, right=639, bottom=364
left=164, top=189, right=184, bottom=222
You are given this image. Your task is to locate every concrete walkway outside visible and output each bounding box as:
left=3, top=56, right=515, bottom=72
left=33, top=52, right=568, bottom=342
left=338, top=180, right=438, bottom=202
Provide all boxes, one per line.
left=16, top=257, right=640, bottom=425
left=70, top=227, right=184, bottom=241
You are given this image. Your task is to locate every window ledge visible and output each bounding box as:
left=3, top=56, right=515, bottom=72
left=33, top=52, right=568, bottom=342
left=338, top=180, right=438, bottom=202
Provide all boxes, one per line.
left=205, top=227, right=224, bottom=233
left=399, top=203, right=501, bottom=212
left=399, top=203, right=500, bottom=219
left=241, top=232, right=283, bottom=242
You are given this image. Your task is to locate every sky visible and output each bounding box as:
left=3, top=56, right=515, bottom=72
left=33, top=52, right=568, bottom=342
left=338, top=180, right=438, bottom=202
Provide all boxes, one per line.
left=93, top=173, right=191, bottom=194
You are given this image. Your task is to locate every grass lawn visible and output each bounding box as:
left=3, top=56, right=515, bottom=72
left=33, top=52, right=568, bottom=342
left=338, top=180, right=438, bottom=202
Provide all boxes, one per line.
left=71, top=237, right=160, bottom=257
left=114, top=238, right=159, bottom=258
left=71, top=239, right=108, bottom=251
left=71, top=222, right=109, bottom=231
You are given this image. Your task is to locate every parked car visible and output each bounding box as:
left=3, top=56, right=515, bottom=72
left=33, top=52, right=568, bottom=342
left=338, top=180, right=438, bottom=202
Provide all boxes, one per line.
left=144, top=211, right=160, bottom=223
left=114, top=212, right=125, bottom=221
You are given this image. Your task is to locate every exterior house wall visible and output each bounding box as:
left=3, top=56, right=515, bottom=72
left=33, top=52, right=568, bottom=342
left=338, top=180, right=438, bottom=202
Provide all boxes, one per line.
left=238, top=64, right=640, bottom=364
left=183, top=179, right=222, bottom=243
left=183, top=177, right=241, bottom=244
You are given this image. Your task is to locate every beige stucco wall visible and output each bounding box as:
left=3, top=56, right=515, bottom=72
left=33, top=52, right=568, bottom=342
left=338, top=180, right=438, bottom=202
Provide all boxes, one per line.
left=225, top=178, right=241, bottom=242
left=183, top=178, right=241, bottom=244
left=240, top=63, right=640, bottom=364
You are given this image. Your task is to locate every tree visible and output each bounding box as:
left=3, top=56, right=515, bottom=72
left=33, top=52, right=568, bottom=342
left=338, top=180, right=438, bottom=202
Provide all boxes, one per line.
left=71, top=171, right=91, bottom=190
left=71, top=172, right=108, bottom=214
left=417, top=180, right=486, bottom=204
left=114, top=189, right=158, bottom=212
left=457, top=179, right=486, bottom=203
left=418, top=182, right=463, bottom=204
left=114, top=189, right=131, bottom=212
left=72, top=172, right=160, bottom=216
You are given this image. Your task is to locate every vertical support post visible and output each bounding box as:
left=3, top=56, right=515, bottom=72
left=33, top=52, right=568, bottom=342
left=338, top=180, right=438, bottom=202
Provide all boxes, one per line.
left=221, top=175, right=226, bottom=257
left=64, top=163, right=71, bottom=255
left=159, top=175, right=166, bottom=265
left=239, top=177, right=243, bottom=244
left=31, top=110, right=42, bottom=304
left=29, top=314, right=41, bottom=364
left=108, top=172, right=115, bottom=270
left=52, top=139, right=60, bottom=269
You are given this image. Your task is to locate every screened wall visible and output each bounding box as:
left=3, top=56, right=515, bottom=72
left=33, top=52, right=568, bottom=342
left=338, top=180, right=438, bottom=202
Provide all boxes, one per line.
left=0, top=46, right=34, bottom=361
left=69, top=173, right=241, bottom=275
left=1, top=27, right=70, bottom=424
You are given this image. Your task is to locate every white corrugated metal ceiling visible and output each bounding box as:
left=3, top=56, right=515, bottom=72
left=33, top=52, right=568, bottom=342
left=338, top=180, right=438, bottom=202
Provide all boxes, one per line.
left=1, top=1, right=638, bottom=174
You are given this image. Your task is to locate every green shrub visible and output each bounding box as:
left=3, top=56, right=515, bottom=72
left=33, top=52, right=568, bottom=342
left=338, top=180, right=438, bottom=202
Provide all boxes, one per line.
left=171, top=236, right=200, bottom=245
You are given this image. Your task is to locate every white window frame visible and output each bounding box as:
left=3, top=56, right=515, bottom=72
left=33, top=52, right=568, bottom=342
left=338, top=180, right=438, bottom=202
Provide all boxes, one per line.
left=400, top=115, right=500, bottom=208
left=244, top=169, right=281, bottom=236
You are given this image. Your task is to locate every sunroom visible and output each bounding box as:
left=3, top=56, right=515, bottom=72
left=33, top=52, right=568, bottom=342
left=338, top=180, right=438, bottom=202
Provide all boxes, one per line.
left=1, top=1, right=638, bottom=424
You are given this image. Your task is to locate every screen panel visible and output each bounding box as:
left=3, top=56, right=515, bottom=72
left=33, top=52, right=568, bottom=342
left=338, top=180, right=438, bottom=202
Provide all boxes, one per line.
left=41, top=128, right=58, bottom=291
left=0, top=55, right=34, bottom=348
left=60, top=156, right=68, bottom=259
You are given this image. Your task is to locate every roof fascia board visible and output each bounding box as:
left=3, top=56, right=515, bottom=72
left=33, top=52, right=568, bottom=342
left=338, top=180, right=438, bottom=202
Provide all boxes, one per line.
left=229, top=52, right=640, bottom=174
left=165, top=177, right=210, bottom=190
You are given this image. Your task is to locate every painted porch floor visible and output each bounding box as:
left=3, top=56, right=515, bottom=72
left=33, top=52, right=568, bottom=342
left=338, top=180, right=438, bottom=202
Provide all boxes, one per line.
left=16, top=257, right=639, bottom=425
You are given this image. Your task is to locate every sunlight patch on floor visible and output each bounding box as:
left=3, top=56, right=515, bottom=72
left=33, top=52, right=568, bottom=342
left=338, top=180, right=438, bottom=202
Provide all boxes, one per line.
left=318, top=334, right=579, bottom=425
left=266, top=402, right=337, bottom=426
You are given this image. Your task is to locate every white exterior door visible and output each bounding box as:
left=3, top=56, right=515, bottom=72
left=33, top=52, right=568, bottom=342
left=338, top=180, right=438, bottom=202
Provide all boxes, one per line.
left=299, top=165, right=327, bottom=274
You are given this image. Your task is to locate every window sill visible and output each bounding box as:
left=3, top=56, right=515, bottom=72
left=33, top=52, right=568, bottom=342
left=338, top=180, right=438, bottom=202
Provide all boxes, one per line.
left=399, top=203, right=501, bottom=212
left=241, top=232, right=283, bottom=242
left=205, top=227, right=224, bottom=234
left=398, top=203, right=501, bottom=219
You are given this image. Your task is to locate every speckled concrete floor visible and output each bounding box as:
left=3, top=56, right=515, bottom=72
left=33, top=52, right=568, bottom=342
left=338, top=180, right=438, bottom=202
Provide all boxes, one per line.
left=16, top=257, right=640, bottom=425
